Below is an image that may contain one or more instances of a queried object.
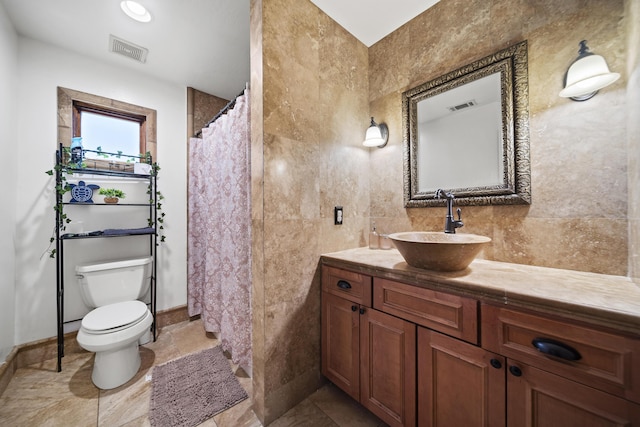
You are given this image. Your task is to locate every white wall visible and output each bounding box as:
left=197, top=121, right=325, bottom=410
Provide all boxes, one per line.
left=418, top=102, right=502, bottom=192
left=14, top=37, right=187, bottom=345
left=0, top=2, right=18, bottom=362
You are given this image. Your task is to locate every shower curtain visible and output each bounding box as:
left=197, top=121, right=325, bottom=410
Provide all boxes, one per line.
left=187, top=89, right=251, bottom=373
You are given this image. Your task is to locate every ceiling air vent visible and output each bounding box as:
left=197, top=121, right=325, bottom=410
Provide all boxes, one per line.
left=447, top=100, right=477, bottom=112
left=109, top=35, right=148, bottom=63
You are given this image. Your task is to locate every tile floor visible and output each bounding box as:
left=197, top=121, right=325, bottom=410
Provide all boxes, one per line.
left=0, top=319, right=387, bottom=426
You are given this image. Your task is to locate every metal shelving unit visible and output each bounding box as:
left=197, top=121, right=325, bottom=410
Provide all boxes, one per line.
left=54, top=144, right=158, bottom=372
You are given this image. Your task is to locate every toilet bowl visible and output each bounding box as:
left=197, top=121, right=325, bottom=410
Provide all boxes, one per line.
left=77, top=300, right=153, bottom=389
left=75, top=257, right=153, bottom=390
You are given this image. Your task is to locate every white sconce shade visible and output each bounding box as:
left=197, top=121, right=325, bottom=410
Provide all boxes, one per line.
left=559, top=40, right=619, bottom=101
left=363, top=117, right=389, bottom=148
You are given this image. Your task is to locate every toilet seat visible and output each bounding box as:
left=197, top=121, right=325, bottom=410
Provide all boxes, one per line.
left=82, top=300, right=149, bottom=335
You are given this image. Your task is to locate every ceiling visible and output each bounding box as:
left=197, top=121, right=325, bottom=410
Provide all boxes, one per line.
left=310, top=0, right=439, bottom=47
left=2, top=0, right=438, bottom=100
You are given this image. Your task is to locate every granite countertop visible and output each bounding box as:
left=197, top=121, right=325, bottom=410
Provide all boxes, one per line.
left=321, top=247, right=640, bottom=336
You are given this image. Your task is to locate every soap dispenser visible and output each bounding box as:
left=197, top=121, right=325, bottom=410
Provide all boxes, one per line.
left=369, top=222, right=379, bottom=249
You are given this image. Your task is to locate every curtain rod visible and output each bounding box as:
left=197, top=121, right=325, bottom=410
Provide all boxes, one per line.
left=195, top=84, right=248, bottom=138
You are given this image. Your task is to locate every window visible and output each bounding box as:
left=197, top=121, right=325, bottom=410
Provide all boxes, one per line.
left=57, top=87, right=157, bottom=170
left=73, top=101, right=146, bottom=163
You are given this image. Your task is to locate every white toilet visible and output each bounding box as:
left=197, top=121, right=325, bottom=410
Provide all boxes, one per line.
left=76, top=257, right=154, bottom=390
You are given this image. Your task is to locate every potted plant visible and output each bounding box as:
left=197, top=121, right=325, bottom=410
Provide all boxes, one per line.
left=99, top=188, right=126, bottom=204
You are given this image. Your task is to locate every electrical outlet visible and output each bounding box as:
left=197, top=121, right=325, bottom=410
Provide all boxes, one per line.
left=334, top=206, right=343, bottom=225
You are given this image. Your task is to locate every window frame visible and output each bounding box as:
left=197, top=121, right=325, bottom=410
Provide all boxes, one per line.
left=57, top=87, right=157, bottom=170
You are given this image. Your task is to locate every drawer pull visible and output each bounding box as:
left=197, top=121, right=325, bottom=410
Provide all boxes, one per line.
left=532, top=338, right=582, bottom=361
left=337, top=280, right=352, bottom=289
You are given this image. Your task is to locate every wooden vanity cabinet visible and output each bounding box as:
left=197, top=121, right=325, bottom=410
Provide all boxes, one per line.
left=321, top=266, right=371, bottom=400
left=360, top=306, right=416, bottom=427
left=321, top=266, right=416, bottom=427
left=374, top=277, right=478, bottom=344
left=418, top=327, right=506, bottom=427
left=506, top=361, right=640, bottom=426
left=482, top=303, right=640, bottom=426
left=321, top=291, right=361, bottom=400
left=322, top=264, right=640, bottom=426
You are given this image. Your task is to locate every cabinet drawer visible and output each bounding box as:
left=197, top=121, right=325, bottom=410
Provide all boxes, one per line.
left=322, top=266, right=372, bottom=306
left=374, top=277, right=478, bottom=344
left=482, top=303, right=640, bottom=403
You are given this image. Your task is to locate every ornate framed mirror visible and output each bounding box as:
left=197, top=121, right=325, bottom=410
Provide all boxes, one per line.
left=402, top=41, right=530, bottom=207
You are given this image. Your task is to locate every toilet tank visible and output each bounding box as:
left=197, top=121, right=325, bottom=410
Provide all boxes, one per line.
left=76, top=257, right=153, bottom=308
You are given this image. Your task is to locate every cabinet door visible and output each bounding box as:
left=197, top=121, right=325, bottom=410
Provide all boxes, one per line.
left=360, top=307, right=416, bottom=427
left=482, top=303, right=640, bottom=403
left=418, top=328, right=506, bottom=427
left=321, top=291, right=360, bottom=400
left=507, top=362, right=640, bottom=427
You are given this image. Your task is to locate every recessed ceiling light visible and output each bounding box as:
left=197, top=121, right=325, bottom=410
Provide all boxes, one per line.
left=120, top=1, right=152, bottom=23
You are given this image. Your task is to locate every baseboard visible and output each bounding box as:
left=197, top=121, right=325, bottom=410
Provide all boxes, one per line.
left=0, top=304, right=190, bottom=397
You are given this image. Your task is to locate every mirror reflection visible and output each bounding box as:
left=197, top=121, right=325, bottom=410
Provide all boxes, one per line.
left=417, top=72, right=503, bottom=192
left=402, top=41, right=531, bottom=207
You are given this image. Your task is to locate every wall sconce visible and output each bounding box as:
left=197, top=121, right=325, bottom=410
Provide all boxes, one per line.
left=363, top=117, right=389, bottom=148
left=559, top=40, right=619, bottom=101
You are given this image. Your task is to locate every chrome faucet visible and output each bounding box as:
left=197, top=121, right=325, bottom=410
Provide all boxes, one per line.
left=435, top=189, right=464, bottom=234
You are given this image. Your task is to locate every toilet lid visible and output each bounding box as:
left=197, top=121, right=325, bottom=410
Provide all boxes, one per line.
left=82, top=300, right=149, bottom=332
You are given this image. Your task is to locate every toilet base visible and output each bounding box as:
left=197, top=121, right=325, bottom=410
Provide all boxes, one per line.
left=77, top=307, right=153, bottom=390
left=92, top=341, right=141, bottom=389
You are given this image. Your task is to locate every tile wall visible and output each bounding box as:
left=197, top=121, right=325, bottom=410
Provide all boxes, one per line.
left=369, top=0, right=629, bottom=276
left=249, top=0, right=637, bottom=423
left=251, top=0, right=369, bottom=423
left=187, top=87, right=229, bottom=138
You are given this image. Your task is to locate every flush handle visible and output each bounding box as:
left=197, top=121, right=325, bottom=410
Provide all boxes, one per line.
left=337, top=280, right=352, bottom=289
left=532, top=338, right=582, bottom=361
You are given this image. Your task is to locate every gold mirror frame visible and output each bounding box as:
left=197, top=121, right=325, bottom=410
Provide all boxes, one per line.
left=402, top=41, right=531, bottom=207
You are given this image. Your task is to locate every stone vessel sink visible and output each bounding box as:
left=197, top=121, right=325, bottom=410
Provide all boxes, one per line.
left=388, top=232, right=491, bottom=272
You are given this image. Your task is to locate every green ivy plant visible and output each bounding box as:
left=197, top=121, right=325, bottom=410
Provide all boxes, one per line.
left=45, top=150, right=166, bottom=258
left=44, top=153, right=73, bottom=258
left=147, top=160, right=166, bottom=244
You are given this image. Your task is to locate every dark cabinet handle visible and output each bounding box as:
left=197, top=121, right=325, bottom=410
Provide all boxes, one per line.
left=351, top=305, right=358, bottom=312
left=532, top=338, right=582, bottom=361
left=490, top=358, right=502, bottom=369
left=359, top=307, right=365, bottom=315
left=337, top=280, right=352, bottom=289
left=509, top=365, right=522, bottom=377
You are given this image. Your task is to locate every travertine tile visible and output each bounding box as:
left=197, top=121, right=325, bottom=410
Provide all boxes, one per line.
left=2, top=317, right=383, bottom=427
left=321, top=248, right=640, bottom=334
left=256, top=0, right=372, bottom=421
left=307, top=383, right=386, bottom=427
left=0, top=352, right=98, bottom=426
left=269, top=398, right=336, bottom=427
left=213, top=392, right=261, bottom=427
left=98, top=370, right=152, bottom=426
left=166, top=320, right=219, bottom=359
left=367, top=0, right=628, bottom=277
